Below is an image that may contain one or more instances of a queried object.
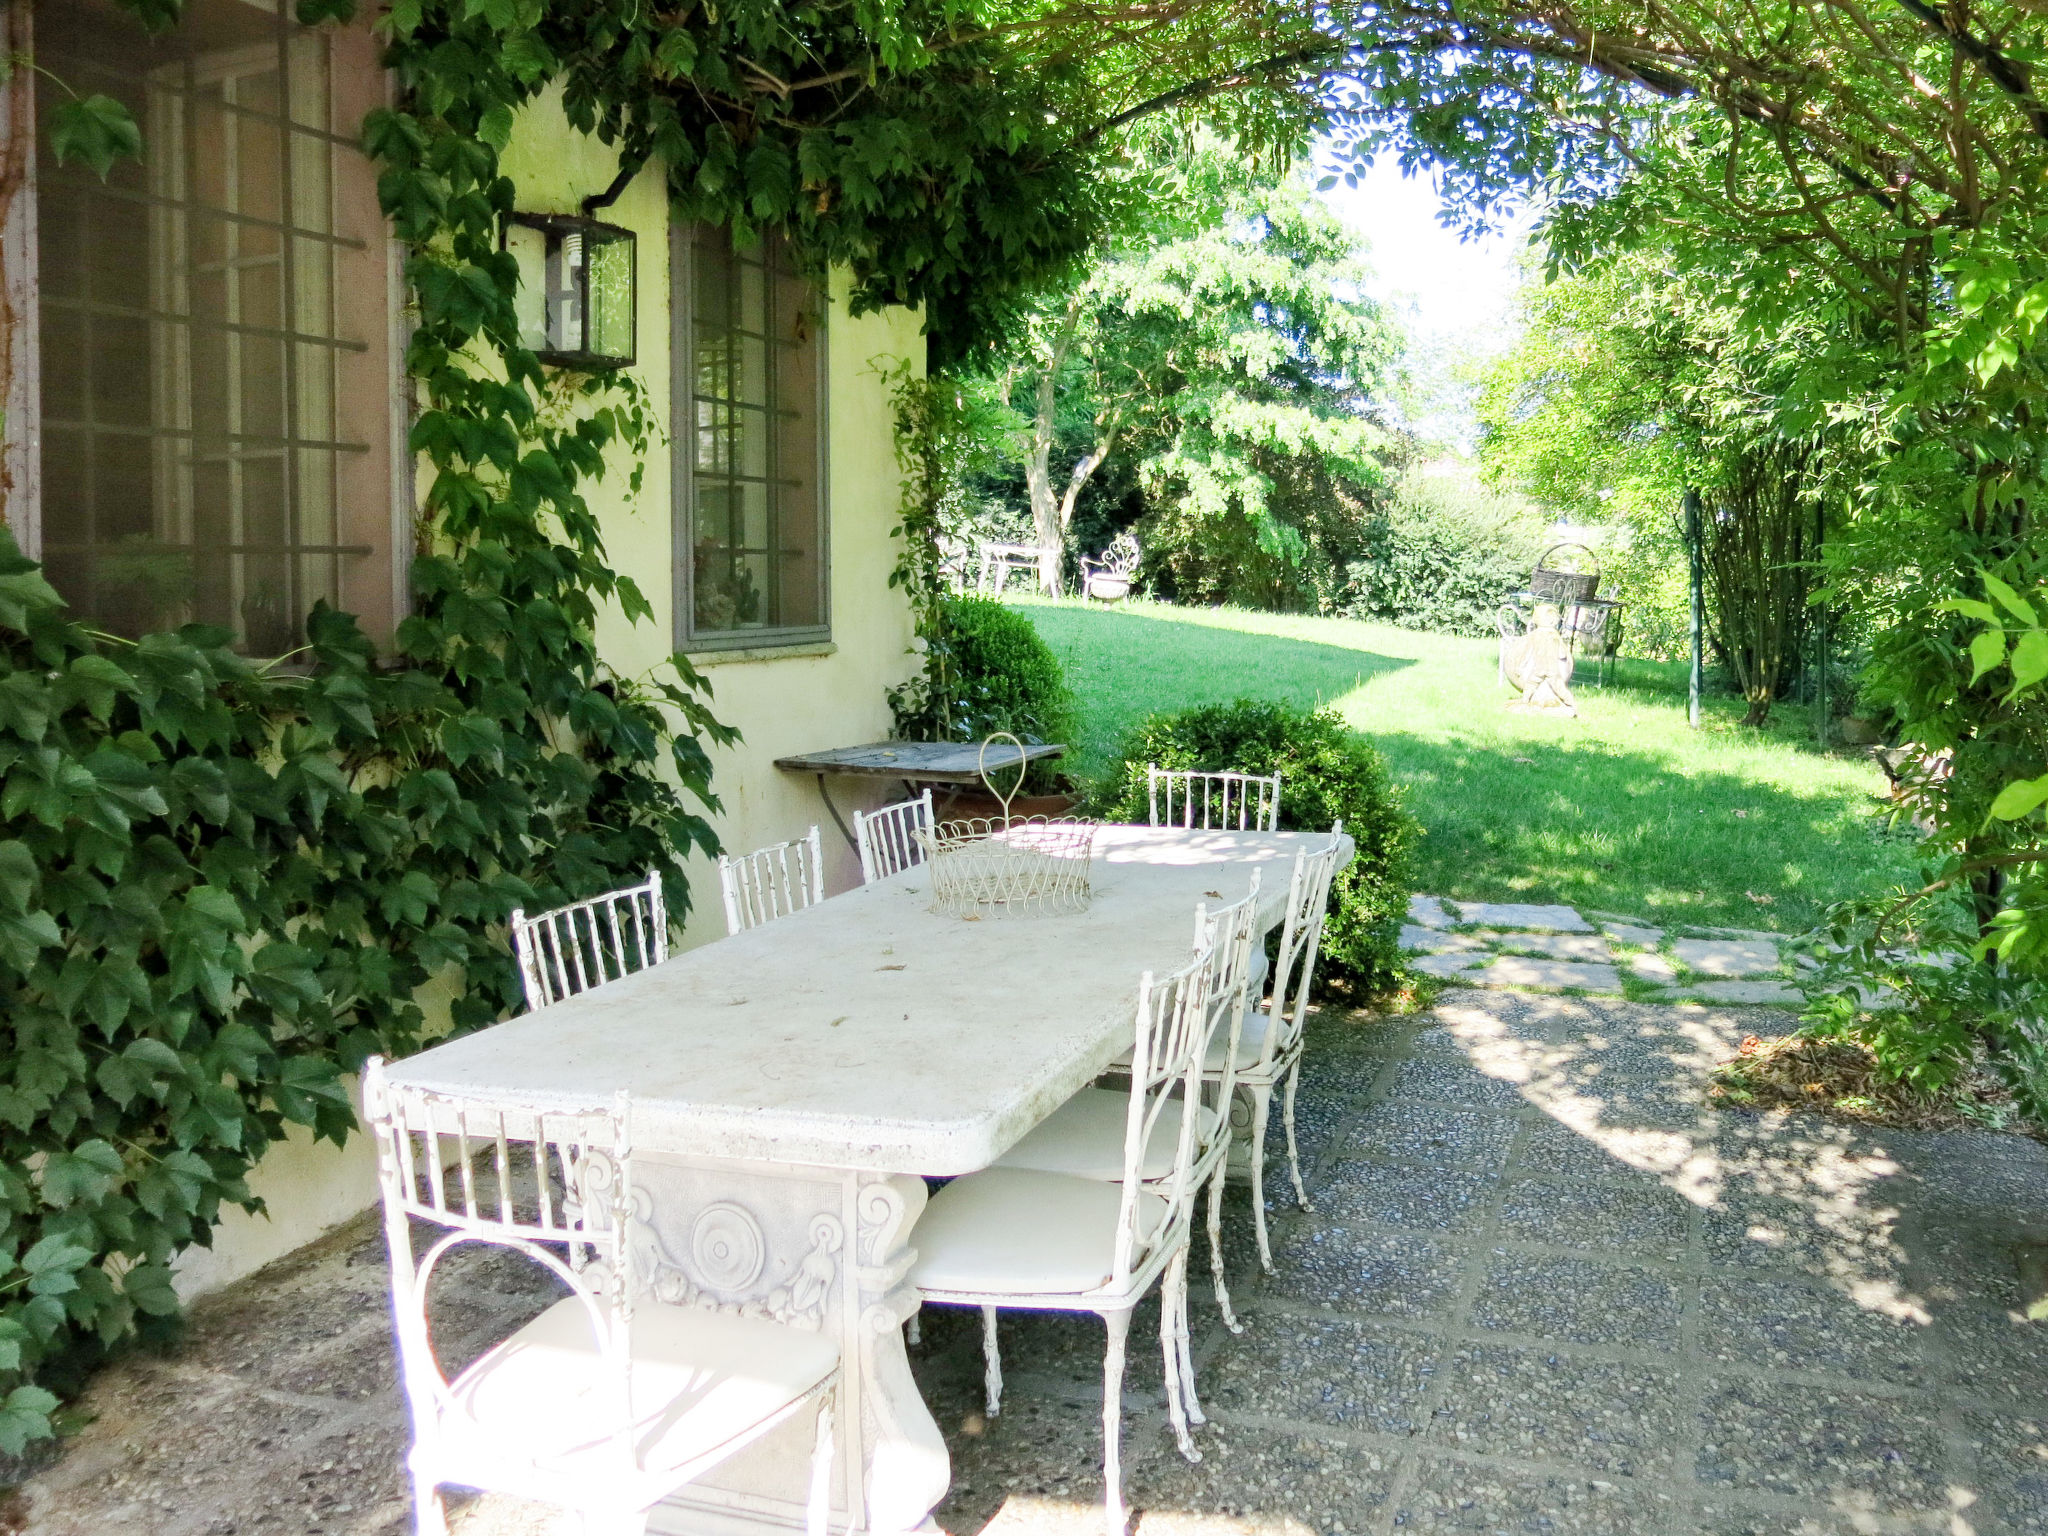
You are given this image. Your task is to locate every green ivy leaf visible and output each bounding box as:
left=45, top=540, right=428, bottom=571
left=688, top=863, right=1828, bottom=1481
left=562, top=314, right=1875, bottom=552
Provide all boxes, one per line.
left=48, top=95, right=143, bottom=182
left=0, top=1385, right=59, bottom=1457
left=134, top=1150, right=211, bottom=1220
left=40, top=1140, right=124, bottom=1210
left=120, top=1262, right=179, bottom=1317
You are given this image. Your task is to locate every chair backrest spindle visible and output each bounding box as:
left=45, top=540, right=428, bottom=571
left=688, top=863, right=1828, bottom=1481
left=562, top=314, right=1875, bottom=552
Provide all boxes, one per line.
left=1258, top=824, right=1346, bottom=1070
left=853, top=790, right=936, bottom=885
left=1145, top=765, right=1282, bottom=833
left=1109, top=883, right=1255, bottom=1289
left=509, top=869, right=670, bottom=1012
left=718, top=825, right=826, bottom=935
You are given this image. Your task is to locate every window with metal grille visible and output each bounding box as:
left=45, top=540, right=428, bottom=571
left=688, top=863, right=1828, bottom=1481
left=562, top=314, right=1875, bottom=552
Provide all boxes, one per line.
left=22, top=0, right=398, bottom=654
left=674, top=224, right=827, bottom=650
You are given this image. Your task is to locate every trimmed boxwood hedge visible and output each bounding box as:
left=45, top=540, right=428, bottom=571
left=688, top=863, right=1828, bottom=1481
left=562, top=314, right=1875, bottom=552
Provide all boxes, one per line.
left=1090, top=698, right=1417, bottom=994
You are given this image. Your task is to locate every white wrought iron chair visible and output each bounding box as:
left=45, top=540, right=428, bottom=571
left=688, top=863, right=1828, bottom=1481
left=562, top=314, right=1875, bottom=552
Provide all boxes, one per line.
left=1080, top=533, right=1141, bottom=602
left=909, top=934, right=1236, bottom=1535
left=852, top=790, right=936, bottom=885
left=1146, top=765, right=1282, bottom=833
left=1207, top=827, right=1345, bottom=1270
left=508, top=870, right=669, bottom=1012
left=361, top=1058, right=842, bottom=1536
left=994, top=877, right=1262, bottom=1335
left=719, top=826, right=825, bottom=935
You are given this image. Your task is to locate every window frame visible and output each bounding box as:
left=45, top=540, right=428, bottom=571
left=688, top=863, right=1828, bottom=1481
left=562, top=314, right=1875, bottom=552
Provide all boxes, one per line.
left=0, top=0, right=413, bottom=653
left=670, top=220, right=831, bottom=655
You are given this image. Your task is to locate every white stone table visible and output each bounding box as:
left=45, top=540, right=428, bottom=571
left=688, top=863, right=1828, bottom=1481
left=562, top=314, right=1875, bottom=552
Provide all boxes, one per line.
left=384, top=825, right=1352, bottom=1536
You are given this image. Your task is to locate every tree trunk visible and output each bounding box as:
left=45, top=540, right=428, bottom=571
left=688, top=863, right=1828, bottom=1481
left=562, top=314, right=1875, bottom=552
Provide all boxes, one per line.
left=1702, top=443, right=1819, bottom=727
left=1022, top=301, right=1084, bottom=596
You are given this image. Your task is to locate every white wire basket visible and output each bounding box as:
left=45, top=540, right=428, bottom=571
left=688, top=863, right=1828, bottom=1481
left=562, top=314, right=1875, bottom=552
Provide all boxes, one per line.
left=916, top=815, right=1097, bottom=918
left=913, top=734, right=1097, bottom=918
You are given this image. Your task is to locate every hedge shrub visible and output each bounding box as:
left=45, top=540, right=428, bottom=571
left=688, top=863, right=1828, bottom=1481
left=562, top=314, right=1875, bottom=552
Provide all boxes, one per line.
left=891, top=597, right=1079, bottom=786
left=1090, top=699, right=1417, bottom=993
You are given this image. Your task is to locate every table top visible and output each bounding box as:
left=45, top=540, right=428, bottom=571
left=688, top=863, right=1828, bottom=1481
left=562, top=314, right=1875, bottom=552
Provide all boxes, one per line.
left=772, top=740, right=1065, bottom=782
left=384, top=825, right=1353, bottom=1174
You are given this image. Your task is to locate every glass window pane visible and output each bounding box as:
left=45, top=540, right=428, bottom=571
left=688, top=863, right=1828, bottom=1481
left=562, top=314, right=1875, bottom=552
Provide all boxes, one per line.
left=32, top=0, right=387, bottom=653
left=683, top=227, right=823, bottom=641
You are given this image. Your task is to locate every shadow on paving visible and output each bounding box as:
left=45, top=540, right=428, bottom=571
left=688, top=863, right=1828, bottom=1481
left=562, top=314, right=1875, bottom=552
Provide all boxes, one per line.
left=14, top=993, right=2048, bottom=1536
left=917, top=994, right=2048, bottom=1536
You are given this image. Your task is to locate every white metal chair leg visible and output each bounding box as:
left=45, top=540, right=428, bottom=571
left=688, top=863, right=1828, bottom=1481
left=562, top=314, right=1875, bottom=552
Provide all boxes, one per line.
left=1172, top=1244, right=1204, bottom=1430
left=906, top=1308, right=921, bottom=1346
left=807, top=1394, right=836, bottom=1536
left=1282, top=1058, right=1312, bottom=1212
left=410, top=1469, right=449, bottom=1536
left=1158, top=1254, right=1198, bottom=1462
left=982, top=1304, right=1004, bottom=1418
left=1100, top=1307, right=1132, bottom=1536
left=1204, top=1164, right=1242, bottom=1333
left=1249, top=1083, right=1275, bottom=1273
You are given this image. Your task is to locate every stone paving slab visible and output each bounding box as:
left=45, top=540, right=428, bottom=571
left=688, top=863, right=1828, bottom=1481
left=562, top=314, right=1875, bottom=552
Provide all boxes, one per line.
left=1398, top=925, right=1488, bottom=954
left=1674, top=937, right=1782, bottom=978
left=1602, top=922, right=1665, bottom=945
left=1411, top=950, right=1488, bottom=980
left=19, top=990, right=2048, bottom=1536
left=1472, top=930, right=1613, bottom=962
left=1407, top=894, right=1456, bottom=930
left=1678, top=979, right=1805, bottom=1006
left=1627, top=951, right=1679, bottom=983
left=1411, top=897, right=1813, bottom=1011
left=1453, top=901, right=1596, bottom=933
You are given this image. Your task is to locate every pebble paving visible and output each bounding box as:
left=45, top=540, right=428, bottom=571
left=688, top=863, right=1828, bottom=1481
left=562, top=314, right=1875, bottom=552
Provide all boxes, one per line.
left=15, top=986, right=2048, bottom=1536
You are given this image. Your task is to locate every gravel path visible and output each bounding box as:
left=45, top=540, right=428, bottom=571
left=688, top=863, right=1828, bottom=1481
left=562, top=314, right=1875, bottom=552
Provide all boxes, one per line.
left=16, top=990, right=2048, bottom=1536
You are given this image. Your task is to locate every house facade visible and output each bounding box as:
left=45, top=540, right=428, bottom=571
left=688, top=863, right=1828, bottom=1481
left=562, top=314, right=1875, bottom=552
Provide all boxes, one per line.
left=1, top=0, right=922, bottom=1293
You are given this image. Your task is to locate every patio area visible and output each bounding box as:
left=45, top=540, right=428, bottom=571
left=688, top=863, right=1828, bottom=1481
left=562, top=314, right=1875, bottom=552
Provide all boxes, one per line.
left=16, top=984, right=2048, bottom=1536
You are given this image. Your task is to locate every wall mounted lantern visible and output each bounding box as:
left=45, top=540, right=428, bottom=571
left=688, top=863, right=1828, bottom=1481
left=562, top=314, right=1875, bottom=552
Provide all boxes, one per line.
left=504, top=212, right=637, bottom=370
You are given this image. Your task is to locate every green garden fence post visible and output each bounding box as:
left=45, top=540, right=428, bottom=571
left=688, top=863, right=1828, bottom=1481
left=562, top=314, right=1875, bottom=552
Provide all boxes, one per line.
left=1685, top=488, right=1703, bottom=730
left=1813, top=498, right=1830, bottom=749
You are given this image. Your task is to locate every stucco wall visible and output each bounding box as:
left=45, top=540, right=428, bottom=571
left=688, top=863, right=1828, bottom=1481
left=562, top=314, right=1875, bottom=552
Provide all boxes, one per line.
left=173, top=92, right=922, bottom=1298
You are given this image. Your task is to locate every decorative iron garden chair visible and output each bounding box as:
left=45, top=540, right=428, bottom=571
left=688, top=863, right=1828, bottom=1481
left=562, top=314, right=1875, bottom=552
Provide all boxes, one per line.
left=1145, top=765, right=1282, bottom=833
left=509, top=870, right=669, bottom=1012
left=994, top=877, right=1262, bottom=1336
left=362, top=1059, right=842, bottom=1536
left=909, top=923, right=1242, bottom=1534
left=718, top=826, right=826, bottom=935
left=1079, top=533, right=1141, bottom=602
left=1201, top=829, right=1344, bottom=1271
left=852, top=790, right=936, bottom=885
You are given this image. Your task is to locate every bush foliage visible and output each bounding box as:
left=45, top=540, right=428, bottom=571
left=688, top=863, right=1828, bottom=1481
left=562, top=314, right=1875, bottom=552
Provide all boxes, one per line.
left=1335, top=467, right=1551, bottom=636
left=891, top=597, right=1079, bottom=757
left=1090, top=699, right=1417, bottom=993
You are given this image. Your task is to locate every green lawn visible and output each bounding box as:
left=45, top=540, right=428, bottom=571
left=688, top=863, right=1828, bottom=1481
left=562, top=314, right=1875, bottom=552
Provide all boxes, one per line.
left=1020, top=597, right=1917, bottom=934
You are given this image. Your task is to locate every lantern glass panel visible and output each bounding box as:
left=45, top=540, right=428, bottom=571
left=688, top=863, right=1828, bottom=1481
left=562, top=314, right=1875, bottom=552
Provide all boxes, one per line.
left=586, top=227, right=636, bottom=363
left=507, top=221, right=549, bottom=352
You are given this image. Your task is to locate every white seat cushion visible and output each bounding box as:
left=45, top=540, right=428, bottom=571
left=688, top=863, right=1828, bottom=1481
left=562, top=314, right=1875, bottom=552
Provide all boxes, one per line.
left=993, top=1087, right=1218, bottom=1182
left=1204, top=1009, right=1276, bottom=1073
left=436, top=1295, right=838, bottom=1509
left=910, top=1167, right=1168, bottom=1297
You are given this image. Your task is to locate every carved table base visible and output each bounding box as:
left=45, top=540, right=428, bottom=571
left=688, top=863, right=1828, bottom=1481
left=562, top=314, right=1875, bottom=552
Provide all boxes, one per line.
left=626, top=1154, right=948, bottom=1536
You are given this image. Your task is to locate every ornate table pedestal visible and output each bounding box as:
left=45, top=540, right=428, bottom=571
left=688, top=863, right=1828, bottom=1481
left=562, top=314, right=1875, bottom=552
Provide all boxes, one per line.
left=629, top=1156, right=947, bottom=1536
